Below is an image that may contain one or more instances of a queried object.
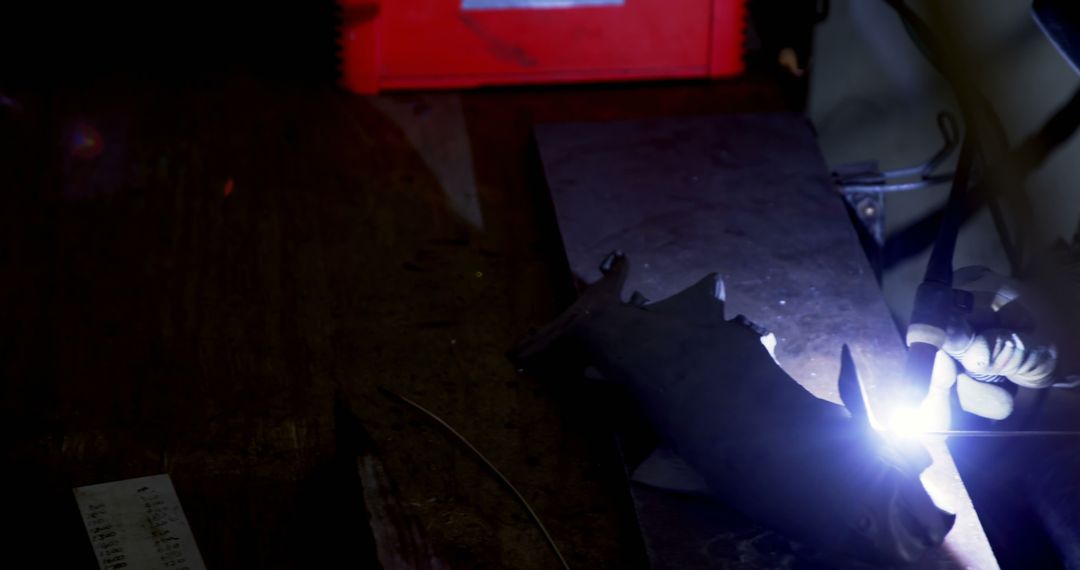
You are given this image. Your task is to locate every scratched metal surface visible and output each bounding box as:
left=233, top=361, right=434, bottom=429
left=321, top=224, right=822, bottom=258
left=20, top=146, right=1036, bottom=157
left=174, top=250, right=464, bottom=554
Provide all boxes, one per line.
left=535, top=113, right=997, bottom=569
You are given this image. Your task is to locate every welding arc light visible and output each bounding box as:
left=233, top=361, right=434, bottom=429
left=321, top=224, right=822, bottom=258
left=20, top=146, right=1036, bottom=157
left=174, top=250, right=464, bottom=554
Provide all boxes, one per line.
left=881, top=350, right=955, bottom=438
left=881, top=349, right=959, bottom=438
left=885, top=405, right=938, bottom=438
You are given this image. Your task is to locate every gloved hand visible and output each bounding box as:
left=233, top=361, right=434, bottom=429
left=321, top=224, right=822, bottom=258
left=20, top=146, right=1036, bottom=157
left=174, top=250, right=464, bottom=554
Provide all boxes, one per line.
left=937, top=266, right=1060, bottom=420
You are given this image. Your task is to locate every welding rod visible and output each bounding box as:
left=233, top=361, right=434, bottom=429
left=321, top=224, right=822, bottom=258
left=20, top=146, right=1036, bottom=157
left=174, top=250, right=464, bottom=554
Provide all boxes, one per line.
left=921, top=430, right=1080, bottom=438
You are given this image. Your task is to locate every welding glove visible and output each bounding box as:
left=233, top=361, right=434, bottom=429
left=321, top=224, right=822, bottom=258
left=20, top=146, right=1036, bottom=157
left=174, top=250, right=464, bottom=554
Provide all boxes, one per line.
left=941, top=266, right=1060, bottom=420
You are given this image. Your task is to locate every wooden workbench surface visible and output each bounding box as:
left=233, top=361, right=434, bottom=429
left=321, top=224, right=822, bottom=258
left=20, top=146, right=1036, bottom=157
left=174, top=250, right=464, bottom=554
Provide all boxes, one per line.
left=0, top=76, right=787, bottom=568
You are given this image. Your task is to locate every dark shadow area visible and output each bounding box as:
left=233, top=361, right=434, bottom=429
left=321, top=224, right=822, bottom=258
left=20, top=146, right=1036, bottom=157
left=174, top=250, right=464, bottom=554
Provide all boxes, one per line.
left=294, top=399, right=381, bottom=569
left=1, top=1, right=342, bottom=88
left=949, top=435, right=1066, bottom=570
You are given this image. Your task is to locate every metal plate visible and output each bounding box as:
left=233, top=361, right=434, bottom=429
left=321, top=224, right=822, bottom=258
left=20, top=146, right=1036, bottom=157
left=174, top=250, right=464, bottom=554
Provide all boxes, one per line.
left=534, top=112, right=997, bottom=569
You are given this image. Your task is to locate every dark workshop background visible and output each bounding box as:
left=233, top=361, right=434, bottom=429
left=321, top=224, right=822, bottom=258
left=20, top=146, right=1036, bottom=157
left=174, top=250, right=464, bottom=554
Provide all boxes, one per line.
left=0, top=2, right=789, bottom=568
left=1, top=1, right=1076, bottom=568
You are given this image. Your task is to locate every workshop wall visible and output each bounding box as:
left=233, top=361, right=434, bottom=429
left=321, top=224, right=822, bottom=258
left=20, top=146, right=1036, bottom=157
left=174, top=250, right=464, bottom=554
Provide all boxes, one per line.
left=809, top=0, right=1080, bottom=325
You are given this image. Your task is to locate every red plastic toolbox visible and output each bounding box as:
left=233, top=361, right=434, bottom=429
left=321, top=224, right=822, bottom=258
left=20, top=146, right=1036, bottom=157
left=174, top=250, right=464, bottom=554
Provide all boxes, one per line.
left=339, top=0, right=746, bottom=94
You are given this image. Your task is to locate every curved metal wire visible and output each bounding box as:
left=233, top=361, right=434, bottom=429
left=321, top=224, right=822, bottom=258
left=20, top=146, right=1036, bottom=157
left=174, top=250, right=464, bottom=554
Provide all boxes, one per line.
left=382, top=388, right=572, bottom=570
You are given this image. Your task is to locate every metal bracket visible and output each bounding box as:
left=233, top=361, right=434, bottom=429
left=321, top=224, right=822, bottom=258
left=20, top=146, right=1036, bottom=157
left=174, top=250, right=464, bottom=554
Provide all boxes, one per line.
left=833, top=111, right=960, bottom=194
left=844, top=190, right=885, bottom=246
left=834, top=112, right=960, bottom=249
